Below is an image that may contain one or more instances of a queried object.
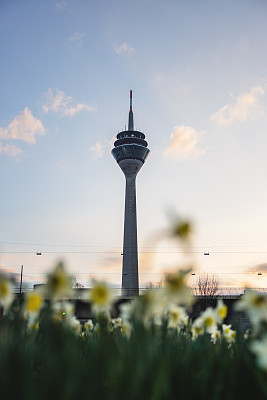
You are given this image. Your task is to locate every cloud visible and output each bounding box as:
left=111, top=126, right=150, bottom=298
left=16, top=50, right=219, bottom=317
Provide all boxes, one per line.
left=43, top=89, right=97, bottom=116
left=247, top=263, right=267, bottom=274
left=163, top=125, right=206, bottom=160
left=89, top=141, right=104, bottom=159
left=0, top=142, right=22, bottom=157
left=113, top=42, right=135, bottom=55
left=55, top=1, right=70, bottom=11
left=210, top=86, right=264, bottom=126
left=0, top=107, right=45, bottom=145
left=69, top=32, right=85, bottom=47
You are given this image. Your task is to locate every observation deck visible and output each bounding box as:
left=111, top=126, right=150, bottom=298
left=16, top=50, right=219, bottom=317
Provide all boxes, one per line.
left=112, top=130, right=150, bottom=164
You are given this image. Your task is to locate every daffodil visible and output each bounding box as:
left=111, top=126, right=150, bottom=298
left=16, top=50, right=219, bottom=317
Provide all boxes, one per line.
left=84, top=319, right=94, bottom=332
left=222, top=324, right=236, bottom=343
left=24, top=291, right=44, bottom=315
left=46, top=262, right=73, bottom=299
left=250, top=336, right=267, bottom=372
left=112, top=317, right=122, bottom=328
left=166, top=304, right=187, bottom=329
left=164, top=270, right=193, bottom=306
left=235, top=289, right=267, bottom=328
left=200, top=307, right=218, bottom=334
left=89, top=280, right=115, bottom=313
left=52, top=301, right=75, bottom=322
left=191, top=318, right=204, bottom=339
left=211, top=330, right=221, bottom=344
left=134, top=289, right=167, bottom=327
left=119, top=301, right=134, bottom=321
left=0, top=276, right=14, bottom=310
left=121, top=320, right=132, bottom=339
left=215, top=300, right=227, bottom=323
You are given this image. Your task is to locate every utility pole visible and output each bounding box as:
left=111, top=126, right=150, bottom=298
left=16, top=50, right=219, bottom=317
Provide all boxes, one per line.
left=19, top=265, right=23, bottom=294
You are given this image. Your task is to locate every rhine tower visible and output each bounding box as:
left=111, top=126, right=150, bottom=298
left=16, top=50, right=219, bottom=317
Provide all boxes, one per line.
left=111, top=91, right=150, bottom=296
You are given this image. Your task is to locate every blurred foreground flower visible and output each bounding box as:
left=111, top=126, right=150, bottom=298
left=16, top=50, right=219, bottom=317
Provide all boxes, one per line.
left=216, top=300, right=228, bottom=323
left=166, top=304, right=187, bottom=330
left=250, top=336, right=267, bottom=372
left=89, top=280, right=115, bottom=313
left=24, top=291, right=44, bottom=319
left=200, top=307, right=218, bottom=334
left=235, top=289, right=267, bottom=329
left=171, top=217, right=193, bottom=242
left=0, top=276, right=14, bottom=311
left=164, top=270, right=193, bottom=306
left=46, top=262, right=73, bottom=299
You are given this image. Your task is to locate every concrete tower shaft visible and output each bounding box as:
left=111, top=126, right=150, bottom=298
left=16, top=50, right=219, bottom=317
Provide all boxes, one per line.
left=111, top=91, right=150, bottom=297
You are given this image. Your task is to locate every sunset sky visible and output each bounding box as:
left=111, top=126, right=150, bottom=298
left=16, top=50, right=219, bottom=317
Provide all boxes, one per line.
left=1, top=0, right=267, bottom=289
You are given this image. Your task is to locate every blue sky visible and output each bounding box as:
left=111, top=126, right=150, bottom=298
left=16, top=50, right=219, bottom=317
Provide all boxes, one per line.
left=1, top=0, right=267, bottom=289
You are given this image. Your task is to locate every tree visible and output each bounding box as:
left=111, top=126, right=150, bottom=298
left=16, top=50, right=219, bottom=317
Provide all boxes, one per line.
left=71, top=276, right=85, bottom=289
left=194, top=273, right=219, bottom=297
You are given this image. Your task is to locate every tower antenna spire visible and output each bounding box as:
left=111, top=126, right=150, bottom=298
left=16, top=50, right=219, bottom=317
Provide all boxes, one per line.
left=128, top=90, right=134, bottom=131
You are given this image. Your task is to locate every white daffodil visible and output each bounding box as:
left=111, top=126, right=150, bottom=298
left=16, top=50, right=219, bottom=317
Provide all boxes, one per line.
left=112, top=317, right=122, bottom=328
left=0, top=276, right=14, bottom=311
left=119, top=301, right=135, bottom=321
left=166, top=304, right=187, bottom=329
left=191, top=317, right=204, bottom=339
left=200, top=307, right=218, bottom=334
left=89, top=280, right=115, bottom=313
left=46, top=262, right=73, bottom=299
left=164, top=270, right=193, bottom=307
left=52, top=301, right=75, bottom=322
left=84, top=319, right=94, bottom=332
left=235, top=290, right=267, bottom=328
left=250, top=336, right=267, bottom=372
left=222, top=324, right=236, bottom=343
left=121, top=320, right=132, bottom=339
left=67, top=316, right=81, bottom=334
left=211, top=330, right=221, bottom=344
left=137, top=289, right=167, bottom=327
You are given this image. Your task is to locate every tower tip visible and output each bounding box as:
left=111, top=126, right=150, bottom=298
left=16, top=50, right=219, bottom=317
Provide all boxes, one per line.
left=128, top=90, right=134, bottom=130
left=130, top=90, right=133, bottom=112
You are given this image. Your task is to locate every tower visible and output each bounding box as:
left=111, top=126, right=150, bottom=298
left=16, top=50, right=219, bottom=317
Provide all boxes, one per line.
left=111, top=91, right=150, bottom=297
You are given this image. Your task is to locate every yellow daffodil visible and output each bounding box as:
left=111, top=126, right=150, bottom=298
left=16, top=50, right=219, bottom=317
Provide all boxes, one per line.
left=24, top=291, right=44, bottom=314
left=215, top=300, right=227, bottom=323
left=0, top=276, right=14, bottom=310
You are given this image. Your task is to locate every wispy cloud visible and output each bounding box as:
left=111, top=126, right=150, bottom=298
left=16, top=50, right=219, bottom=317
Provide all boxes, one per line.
left=210, top=86, right=264, bottom=126
left=89, top=141, right=104, bottom=159
left=0, top=142, right=22, bottom=157
left=43, top=89, right=97, bottom=116
left=163, top=125, right=206, bottom=160
left=55, top=1, right=70, bottom=11
left=113, top=42, right=135, bottom=55
left=69, top=32, right=85, bottom=47
left=0, top=107, right=45, bottom=149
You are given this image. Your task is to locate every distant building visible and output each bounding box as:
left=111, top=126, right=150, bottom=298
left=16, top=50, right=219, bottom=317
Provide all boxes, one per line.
left=111, top=91, right=150, bottom=296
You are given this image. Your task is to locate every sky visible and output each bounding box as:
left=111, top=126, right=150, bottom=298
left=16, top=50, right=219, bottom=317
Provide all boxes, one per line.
left=1, top=0, right=267, bottom=290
